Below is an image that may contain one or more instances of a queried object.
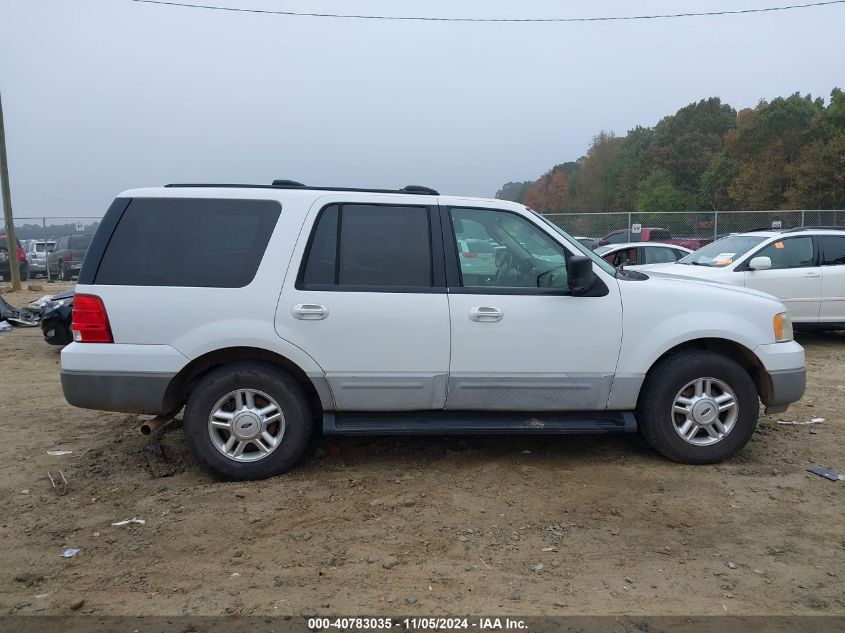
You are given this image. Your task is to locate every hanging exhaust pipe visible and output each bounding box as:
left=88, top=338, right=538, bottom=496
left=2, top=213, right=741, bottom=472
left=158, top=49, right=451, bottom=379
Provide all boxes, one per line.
left=140, top=414, right=174, bottom=436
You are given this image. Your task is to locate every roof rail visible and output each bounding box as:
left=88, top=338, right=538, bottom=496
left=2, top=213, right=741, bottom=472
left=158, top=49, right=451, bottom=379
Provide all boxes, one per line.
left=164, top=182, right=440, bottom=195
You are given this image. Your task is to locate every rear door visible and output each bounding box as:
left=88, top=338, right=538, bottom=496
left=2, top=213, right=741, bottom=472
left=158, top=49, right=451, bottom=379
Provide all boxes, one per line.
left=817, top=235, right=845, bottom=323
left=742, top=236, right=821, bottom=322
left=277, top=198, right=450, bottom=411
left=443, top=205, right=622, bottom=411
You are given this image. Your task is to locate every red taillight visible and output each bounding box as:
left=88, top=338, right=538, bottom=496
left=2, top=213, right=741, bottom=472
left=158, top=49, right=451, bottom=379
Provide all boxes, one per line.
left=72, top=294, right=113, bottom=343
left=64, top=252, right=71, bottom=261
left=17, top=246, right=25, bottom=260
left=461, top=252, right=478, bottom=258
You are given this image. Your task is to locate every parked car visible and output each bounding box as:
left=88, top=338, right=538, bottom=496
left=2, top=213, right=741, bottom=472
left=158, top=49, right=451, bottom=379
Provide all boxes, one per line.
left=24, top=240, right=55, bottom=278
left=628, top=228, right=845, bottom=330
left=0, top=234, right=29, bottom=282
left=61, top=182, right=805, bottom=481
left=595, top=242, right=692, bottom=268
left=40, top=289, right=74, bottom=345
left=574, top=236, right=599, bottom=250
left=47, top=235, right=93, bottom=281
left=597, top=227, right=711, bottom=251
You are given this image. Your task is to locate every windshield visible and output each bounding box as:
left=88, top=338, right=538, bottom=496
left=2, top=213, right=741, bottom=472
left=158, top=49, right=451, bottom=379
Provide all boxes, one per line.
left=678, top=235, right=767, bottom=267
left=531, top=212, right=616, bottom=275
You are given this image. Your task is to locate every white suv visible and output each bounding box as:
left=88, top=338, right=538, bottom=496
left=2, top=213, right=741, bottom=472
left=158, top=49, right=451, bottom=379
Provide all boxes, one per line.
left=630, top=228, right=845, bottom=329
left=61, top=182, right=806, bottom=480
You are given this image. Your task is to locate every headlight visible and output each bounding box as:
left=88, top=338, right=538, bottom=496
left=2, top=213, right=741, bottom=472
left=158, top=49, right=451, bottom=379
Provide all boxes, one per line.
left=773, top=312, right=793, bottom=342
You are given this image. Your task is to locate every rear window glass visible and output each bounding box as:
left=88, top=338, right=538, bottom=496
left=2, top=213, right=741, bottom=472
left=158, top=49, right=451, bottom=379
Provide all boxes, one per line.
left=95, top=198, right=281, bottom=287
left=71, top=235, right=93, bottom=250
left=299, top=203, right=432, bottom=288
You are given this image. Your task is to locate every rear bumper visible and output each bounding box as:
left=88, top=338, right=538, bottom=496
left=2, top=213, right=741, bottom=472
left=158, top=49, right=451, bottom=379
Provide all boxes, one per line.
left=61, top=370, right=175, bottom=414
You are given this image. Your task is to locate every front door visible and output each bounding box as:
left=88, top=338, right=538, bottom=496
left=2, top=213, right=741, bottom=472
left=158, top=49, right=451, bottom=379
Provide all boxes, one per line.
left=743, top=236, right=821, bottom=323
left=443, top=206, right=622, bottom=411
left=278, top=200, right=450, bottom=410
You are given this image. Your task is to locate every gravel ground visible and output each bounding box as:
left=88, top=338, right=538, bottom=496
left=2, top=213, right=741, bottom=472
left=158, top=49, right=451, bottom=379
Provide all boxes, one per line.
left=0, top=283, right=843, bottom=616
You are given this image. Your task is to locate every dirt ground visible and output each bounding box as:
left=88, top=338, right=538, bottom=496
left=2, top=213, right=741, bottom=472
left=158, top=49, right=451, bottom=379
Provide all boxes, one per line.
left=0, top=282, right=843, bottom=617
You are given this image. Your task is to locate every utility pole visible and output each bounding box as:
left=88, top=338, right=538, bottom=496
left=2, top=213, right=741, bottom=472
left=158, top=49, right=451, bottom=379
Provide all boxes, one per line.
left=0, top=88, right=22, bottom=291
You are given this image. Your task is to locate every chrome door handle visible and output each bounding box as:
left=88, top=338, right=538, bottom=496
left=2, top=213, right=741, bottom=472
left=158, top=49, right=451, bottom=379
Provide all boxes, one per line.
left=804, top=272, right=820, bottom=278
left=292, top=304, right=328, bottom=320
left=469, top=306, right=504, bottom=322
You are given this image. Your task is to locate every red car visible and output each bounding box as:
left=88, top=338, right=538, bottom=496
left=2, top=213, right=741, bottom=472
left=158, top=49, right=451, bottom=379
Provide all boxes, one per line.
left=596, top=227, right=710, bottom=251
left=0, top=234, right=28, bottom=281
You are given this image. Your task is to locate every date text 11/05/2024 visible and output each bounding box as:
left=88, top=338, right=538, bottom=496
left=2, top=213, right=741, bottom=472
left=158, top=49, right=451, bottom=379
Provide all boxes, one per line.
left=306, top=617, right=528, bottom=630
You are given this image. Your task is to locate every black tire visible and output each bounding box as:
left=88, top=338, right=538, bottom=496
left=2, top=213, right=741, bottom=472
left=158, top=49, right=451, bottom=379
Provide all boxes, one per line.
left=20, top=263, right=29, bottom=282
left=636, top=350, right=759, bottom=464
left=183, top=362, right=314, bottom=481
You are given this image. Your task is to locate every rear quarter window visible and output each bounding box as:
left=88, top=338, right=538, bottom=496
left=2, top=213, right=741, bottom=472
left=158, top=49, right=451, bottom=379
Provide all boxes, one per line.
left=94, top=198, right=281, bottom=287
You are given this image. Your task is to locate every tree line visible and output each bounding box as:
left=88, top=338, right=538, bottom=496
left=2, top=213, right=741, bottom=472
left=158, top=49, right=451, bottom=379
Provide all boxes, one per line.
left=497, top=90, right=845, bottom=213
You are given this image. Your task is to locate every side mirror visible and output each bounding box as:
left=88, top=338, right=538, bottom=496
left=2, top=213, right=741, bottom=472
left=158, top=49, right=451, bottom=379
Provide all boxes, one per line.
left=749, top=256, right=772, bottom=271
left=567, top=255, right=595, bottom=294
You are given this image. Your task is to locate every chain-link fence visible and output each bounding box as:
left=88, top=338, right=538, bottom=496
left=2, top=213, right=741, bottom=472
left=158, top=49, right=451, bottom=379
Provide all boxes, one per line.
left=544, top=210, right=845, bottom=243
left=1, top=216, right=102, bottom=283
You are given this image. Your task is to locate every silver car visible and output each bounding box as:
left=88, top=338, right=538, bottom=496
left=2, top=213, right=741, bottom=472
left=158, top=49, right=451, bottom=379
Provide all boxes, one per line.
left=25, top=240, right=55, bottom=277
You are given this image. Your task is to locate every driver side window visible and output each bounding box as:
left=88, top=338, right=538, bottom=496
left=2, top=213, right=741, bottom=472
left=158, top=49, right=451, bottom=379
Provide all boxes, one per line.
left=451, top=207, right=569, bottom=289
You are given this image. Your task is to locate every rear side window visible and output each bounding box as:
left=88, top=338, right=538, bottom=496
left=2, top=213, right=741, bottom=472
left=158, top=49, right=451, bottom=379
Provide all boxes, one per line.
left=818, top=236, right=845, bottom=266
left=95, top=198, right=281, bottom=287
left=299, top=204, right=433, bottom=288
left=71, top=235, right=93, bottom=250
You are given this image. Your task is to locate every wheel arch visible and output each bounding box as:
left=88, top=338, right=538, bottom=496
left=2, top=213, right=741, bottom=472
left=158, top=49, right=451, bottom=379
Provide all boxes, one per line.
left=641, top=337, right=770, bottom=406
left=163, top=346, right=331, bottom=415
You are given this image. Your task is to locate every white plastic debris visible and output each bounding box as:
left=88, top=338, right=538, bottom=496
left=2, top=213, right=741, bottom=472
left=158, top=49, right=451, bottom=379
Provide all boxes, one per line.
left=29, top=295, right=55, bottom=309
left=47, top=450, right=73, bottom=456
left=111, top=518, right=145, bottom=526
left=777, top=418, right=824, bottom=425
left=62, top=548, right=81, bottom=558
left=0, top=321, right=11, bottom=332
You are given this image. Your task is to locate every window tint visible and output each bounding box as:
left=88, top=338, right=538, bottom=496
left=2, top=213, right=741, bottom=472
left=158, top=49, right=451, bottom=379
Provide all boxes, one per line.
left=36, top=243, right=46, bottom=252
left=650, top=229, right=671, bottom=241
left=95, top=198, right=281, bottom=287
left=753, top=237, right=813, bottom=270
left=645, top=246, right=679, bottom=264
left=302, top=205, right=338, bottom=285
left=299, top=204, right=432, bottom=288
left=606, top=231, right=629, bottom=244
left=818, top=236, right=845, bottom=266
left=451, top=207, right=568, bottom=289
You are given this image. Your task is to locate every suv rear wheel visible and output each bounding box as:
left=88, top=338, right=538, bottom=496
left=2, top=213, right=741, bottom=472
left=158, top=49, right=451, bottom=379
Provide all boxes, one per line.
left=183, top=362, right=314, bottom=480
left=636, top=350, right=759, bottom=464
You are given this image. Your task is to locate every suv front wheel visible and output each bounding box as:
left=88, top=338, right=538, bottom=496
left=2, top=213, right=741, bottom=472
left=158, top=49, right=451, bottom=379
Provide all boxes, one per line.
left=636, top=350, right=759, bottom=464
left=183, top=362, right=314, bottom=480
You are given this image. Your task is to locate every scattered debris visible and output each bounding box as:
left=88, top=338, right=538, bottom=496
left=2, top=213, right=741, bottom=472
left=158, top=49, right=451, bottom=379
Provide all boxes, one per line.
left=624, top=576, right=635, bottom=584
left=34, top=591, right=54, bottom=600
left=69, top=598, right=85, bottom=611
left=62, top=548, right=81, bottom=558
left=806, top=465, right=845, bottom=481
left=381, top=556, right=399, bottom=570
left=405, top=596, right=417, bottom=605
left=145, top=440, right=174, bottom=478
left=532, top=563, right=545, bottom=573
left=542, top=546, right=557, bottom=552
left=654, top=546, right=672, bottom=555
left=0, top=295, right=40, bottom=326
left=777, top=418, right=824, bottom=425
left=727, top=561, right=738, bottom=570
left=402, top=496, right=417, bottom=507
left=48, top=470, right=68, bottom=496
left=111, top=518, right=145, bottom=526
left=46, top=450, right=72, bottom=456
left=0, top=320, right=11, bottom=333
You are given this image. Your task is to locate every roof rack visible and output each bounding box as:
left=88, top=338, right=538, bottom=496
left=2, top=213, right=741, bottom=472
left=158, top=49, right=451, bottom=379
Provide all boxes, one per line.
left=164, top=181, right=440, bottom=195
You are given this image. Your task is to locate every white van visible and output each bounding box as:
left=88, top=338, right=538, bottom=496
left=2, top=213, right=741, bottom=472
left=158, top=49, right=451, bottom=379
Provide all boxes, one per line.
left=61, top=182, right=805, bottom=480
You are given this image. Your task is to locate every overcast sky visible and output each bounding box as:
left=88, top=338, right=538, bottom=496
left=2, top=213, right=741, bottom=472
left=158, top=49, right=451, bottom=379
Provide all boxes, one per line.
left=1, top=0, right=843, bottom=218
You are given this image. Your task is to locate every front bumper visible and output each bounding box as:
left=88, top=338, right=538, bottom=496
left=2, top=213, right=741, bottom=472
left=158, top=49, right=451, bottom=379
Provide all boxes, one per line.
left=754, top=341, right=806, bottom=414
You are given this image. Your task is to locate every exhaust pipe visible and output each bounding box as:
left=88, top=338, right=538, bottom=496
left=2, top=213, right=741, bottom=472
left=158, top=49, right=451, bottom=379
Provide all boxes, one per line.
left=140, top=415, right=174, bottom=436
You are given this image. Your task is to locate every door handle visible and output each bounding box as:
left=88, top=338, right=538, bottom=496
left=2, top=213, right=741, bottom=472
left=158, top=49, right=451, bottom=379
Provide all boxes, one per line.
left=292, top=304, right=328, bottom=320
left=469, top=306, right=504, bottom=322
left=804, top=272, right=820, bottom=278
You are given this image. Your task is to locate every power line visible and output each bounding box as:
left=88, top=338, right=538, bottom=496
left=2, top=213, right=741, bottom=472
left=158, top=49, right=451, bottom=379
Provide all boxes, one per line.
left=127, top=0, right=845, bottom=23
